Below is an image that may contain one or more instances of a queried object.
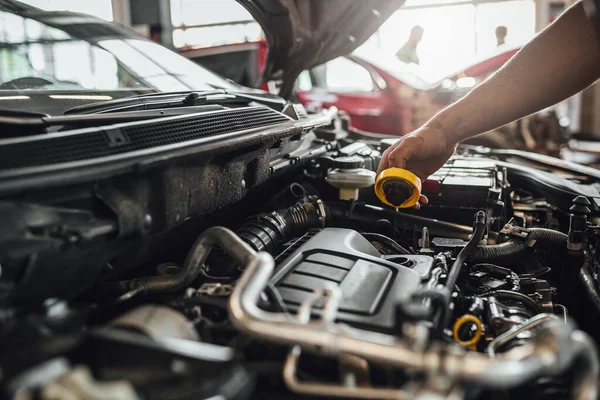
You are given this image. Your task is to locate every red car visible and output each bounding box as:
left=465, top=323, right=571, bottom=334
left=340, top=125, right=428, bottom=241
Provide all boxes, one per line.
left=180, top=39, right=268, bottom=88
left=295, top=47, right=519, bottom=136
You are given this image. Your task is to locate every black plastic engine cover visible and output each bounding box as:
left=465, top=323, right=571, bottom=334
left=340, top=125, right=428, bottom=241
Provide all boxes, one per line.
left=270, top=228, right=431, bottom=332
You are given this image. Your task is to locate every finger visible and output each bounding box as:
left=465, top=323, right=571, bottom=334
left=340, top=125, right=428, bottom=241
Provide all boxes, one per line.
left=387, top=135, right=421, bottom=170
left=411, top=195, right=429, bottom=210
left=377, top=146, right=392, bottom=175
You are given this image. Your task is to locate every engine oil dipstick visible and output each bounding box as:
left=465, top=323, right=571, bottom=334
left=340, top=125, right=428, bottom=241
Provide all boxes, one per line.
left=452, top=314, right=483, bottom=351
left=374, top=168, right=422, bottom=208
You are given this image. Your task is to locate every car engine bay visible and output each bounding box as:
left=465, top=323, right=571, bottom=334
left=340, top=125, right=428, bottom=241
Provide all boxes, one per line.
left=1, top=106, right=600, bottom=399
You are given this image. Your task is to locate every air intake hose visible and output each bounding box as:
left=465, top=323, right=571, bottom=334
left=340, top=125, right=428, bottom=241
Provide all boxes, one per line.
left=235, top=196, right=327, bottom=255
left=196, top=197, right=327, bottom=281
left=472, top=228, right=568, bottom=264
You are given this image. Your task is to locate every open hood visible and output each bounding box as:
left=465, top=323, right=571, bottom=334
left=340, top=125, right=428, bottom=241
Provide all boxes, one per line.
left=237, top=0, right=404, bottom=98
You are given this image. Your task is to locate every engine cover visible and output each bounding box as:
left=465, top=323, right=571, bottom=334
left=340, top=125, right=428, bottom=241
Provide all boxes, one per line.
left=270, top=228, right=432, bottom=332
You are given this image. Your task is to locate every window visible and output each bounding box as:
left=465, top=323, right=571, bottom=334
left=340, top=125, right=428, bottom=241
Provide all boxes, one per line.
left=0, top=11, right=143, bottom=90
left=16, top=0, right=113, bottom=21
left=170, top=0, right=263, bottom=49
left=359, top=0, right=535, bottom=81
left=171, top=0, right=253, bottom=27
left=312, top=58, right=375, bottom=92
left=475, top=1, right=535, bottom=54
left=296, top=70, right=313, bottom=91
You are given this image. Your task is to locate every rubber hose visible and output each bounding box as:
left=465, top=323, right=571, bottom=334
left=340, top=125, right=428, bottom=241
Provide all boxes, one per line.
left=326, top=201, right=473, bottom=240
left=472, top=228, right=568, bottom=264
left=200, top=198, right=327, bottom=281
left=413, top=289, right=450, bottom=313
left=412, top=288, right=450, bottom=338
left=237, top=197, right=326, bottom=254
left=580, top=260, right=600, bottom=314
left=438, top=211, right=487, bottom=332
left=445, top=211, right=488, bottom=293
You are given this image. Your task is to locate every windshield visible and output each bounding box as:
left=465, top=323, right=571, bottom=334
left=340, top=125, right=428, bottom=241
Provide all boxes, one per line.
left=0, top=3, right=238, bottom=114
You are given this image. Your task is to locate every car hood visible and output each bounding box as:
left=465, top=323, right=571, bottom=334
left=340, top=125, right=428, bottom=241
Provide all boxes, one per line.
left=237, top=0, right=403, bottom=98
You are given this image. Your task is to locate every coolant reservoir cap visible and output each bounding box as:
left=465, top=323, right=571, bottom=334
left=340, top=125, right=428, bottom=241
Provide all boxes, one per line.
left=374, top=168, right=422, bottom=208
left=330, top=155, right=365, bottom=169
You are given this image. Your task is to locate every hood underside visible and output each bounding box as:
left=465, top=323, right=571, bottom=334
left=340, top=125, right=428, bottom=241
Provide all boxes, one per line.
left=237, top=0, right=404, bottom=98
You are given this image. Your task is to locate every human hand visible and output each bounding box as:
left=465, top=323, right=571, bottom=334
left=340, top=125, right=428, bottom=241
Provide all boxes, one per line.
left=377, top=125, right=458, bottom=208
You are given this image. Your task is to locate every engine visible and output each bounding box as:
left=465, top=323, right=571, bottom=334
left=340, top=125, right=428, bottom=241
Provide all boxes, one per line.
left=272, top=228, right=426, bottom=332
left=1, top=122, right=600, bottom=400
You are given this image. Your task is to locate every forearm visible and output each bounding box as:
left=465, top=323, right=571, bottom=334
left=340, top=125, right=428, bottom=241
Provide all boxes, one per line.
left=429, top=1, right=600, bottom=143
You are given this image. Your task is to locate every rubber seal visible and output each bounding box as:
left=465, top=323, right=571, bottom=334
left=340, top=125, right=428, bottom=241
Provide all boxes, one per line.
left=452, top=314, right=483, bottom=350
left=374, top=168, right=422, bottom=208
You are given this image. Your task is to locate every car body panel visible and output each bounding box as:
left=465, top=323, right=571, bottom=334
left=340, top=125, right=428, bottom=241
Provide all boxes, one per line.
left=237, top=0, right=404, bottom=97
left=296, top=47, right=520, bottom=136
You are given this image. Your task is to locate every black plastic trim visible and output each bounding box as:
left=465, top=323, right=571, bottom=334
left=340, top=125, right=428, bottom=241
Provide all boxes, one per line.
left=0, top=107, right=332, bottom=195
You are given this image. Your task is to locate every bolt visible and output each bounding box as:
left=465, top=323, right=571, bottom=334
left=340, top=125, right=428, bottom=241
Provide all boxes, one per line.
left=420, top=227, right=430, bottom=249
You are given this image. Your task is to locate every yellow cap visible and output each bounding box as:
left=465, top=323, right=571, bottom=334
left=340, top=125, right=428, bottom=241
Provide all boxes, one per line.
left=452, top=314, right=483, bottom=351
left=374, top=168, right=422, bottom=208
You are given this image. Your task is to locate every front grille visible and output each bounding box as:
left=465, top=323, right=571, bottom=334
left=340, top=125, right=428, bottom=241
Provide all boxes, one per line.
left=0, top=107, right=291, bottom=170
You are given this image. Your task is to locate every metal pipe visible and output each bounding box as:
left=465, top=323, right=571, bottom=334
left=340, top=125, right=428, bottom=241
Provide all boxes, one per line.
left=284, top=285, right=410, bottom=398
left=160, top=226, right=597, bottom=397
left=481, top=290, right=542, bottom=315
left=129, top=226, right=255, bottom=294
left=487, top=314, right=560, bottom=357
left=229, top=243, right=596, bottom=391
left=283, top=346, right=409, bottom=399
left=571, top=331, right=600, bottom=400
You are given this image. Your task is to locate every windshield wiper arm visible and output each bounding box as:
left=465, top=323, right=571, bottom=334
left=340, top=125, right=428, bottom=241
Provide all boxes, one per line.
left=64, top=90, right=287, bottom=115
left=0, top=105, right=224, bottom=136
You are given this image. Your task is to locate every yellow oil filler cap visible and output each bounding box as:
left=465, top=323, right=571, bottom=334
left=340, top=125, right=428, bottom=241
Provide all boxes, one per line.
left=374, top=168, right=422, bottom=208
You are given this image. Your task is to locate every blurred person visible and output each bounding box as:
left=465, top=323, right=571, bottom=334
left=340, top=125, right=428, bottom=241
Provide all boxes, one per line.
left=495, top=25, right=508, bottom=47
left=379, top=0, right=600, bottom=208
left=396, top=25, right=424, bottom=65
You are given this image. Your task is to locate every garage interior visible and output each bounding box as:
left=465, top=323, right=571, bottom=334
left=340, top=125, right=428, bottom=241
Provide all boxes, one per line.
left=3, top=1, right=600, bottom=399
left=17, top=0, right=600, bottom=155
